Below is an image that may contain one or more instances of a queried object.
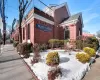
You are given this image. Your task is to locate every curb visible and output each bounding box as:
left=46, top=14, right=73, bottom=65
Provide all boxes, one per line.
left=18, top=52, right=39, bottom=80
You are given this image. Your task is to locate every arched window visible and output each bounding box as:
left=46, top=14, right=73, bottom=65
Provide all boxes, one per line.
left=64, top=26, right=70, bottom=39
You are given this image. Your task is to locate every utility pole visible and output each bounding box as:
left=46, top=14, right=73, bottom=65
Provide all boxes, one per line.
left=0, top=0, right=2, bottom=16
left=2, top=0, right=6, bottom=45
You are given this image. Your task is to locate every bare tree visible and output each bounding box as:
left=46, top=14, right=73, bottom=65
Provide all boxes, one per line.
left=18, top=0, right=28, bottom=43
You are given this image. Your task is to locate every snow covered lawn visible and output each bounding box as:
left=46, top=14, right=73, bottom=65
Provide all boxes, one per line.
left=23, top=50, right=90, bottom=80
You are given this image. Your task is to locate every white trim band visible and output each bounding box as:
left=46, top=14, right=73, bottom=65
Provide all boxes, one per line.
left=22, top=13, right=54, bottom=27
left=60, top=19, right=78, bottom=27
left=33, top=13, right=54, bottom=25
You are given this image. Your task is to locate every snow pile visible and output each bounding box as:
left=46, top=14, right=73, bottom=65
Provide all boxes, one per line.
left=23, top=50, right=90, bottom=80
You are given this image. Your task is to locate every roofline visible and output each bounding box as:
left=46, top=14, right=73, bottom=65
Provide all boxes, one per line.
left=24, top=7, right=54, bottom=21
left=60, top=13, right=84, bottom=28
left=54, top=2, right=71, bottom=16
left=34, top=7, right=54, bottom=21
left=21, top=13, right=54, bottom=27
left=60, top=19, right=78, bottom=26
left=79, top=13, right=84, bottom=28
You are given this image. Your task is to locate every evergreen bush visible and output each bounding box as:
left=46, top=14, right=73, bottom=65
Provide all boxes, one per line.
left=46, top=51, right=60, bottom=66
left=13, top=41, right=19, bottom=47
left=83, top=47, right=96, bottom=57
left=76, top=52, right=90, bottom=63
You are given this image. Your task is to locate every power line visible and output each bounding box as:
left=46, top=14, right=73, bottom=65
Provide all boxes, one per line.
left=25, top=0, right=32, bottom=11
left=38, top=0, right=53, bottom=11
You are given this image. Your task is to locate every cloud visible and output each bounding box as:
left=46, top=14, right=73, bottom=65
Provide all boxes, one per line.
left=84, top=13, right=99, bottom=24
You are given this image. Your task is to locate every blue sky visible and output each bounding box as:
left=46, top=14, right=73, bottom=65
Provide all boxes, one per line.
left=3, top=0, right=100, bottom=34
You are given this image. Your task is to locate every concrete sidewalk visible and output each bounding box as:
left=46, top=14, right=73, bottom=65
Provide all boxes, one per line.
left=0, top=44, right=34, bottom=80
left=83, top=54, right=100, bottom=80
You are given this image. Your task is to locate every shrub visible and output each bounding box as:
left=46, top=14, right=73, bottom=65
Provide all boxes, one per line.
left=76, top=52, right=90, bottom=63
left=39, top=43, right=48, bottom=51
left=48, top=39, right=59, bottom=44
left=13, top=41, right=19, bottom=47
left=46, top=51, right=60, bottom=66
left=33, top=43, right=40, bottom=52
left=33, top=43, right=40, bottom=58
left=83, top=47, right=96, bottom=57
left=48, top=66, right=61, bottom=80
left=59, top=40, right=64, bottom=48
left=76, top=40, right=83, bottom=49
left=48, top=39, right=69, bottom=48
left=64, top=40, right=69, bottom=44
left=32, top=43, right=41, bottom=64
left=83, top=47, right=90, bottom=53
left=22, top=42, right=33, bottom=53
left=59, top=40, right=64, bottom=45
left=26, top=42, right=33, bottom=53
left=10, top=39, right=13, bottom=43
left=17, top=42, right=33, bottom=58
left=48, top=39, right=60, bottom=48
left=84, top=37, right=99, bottom=51
left=17, top=43, right=23, bottom=53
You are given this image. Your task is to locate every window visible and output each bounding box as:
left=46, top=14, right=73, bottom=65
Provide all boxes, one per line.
left=27, top=24, right=30, bottom=39
left=64, top=27, right=70, bottom=39
left=23, top=27, right=25, bottom=40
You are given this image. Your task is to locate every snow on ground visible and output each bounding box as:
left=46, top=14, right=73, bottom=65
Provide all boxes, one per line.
left=23, top=50, right=90, bottom=80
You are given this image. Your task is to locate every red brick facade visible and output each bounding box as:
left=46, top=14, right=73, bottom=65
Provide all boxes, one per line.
left=21, top=18, right=64, bottom=44
left=34, top=18, right=54, bottom=44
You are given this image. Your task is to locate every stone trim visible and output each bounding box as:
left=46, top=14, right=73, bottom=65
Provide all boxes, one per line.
left=22, top=13, right=54, bottom=27
left=60, top=19, right=78, bottom=27
left=34, top=7, right=54, bottom=21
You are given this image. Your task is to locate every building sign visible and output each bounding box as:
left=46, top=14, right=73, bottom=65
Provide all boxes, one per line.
left=36, top=24, right=52, bottom=32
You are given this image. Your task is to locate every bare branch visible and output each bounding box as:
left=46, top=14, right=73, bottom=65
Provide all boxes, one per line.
left=25, top=0, right=32, bottom=11
left=22, top=0, right=24, bottom=5
left=18, top=0, right=21, bottom=4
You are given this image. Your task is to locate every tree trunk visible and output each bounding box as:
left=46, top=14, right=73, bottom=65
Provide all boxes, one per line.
left=19, top=26, right=22, bottom=43
left=19, top=15, right=22, bottom=43
left=18, top=0, right=28, bottom=43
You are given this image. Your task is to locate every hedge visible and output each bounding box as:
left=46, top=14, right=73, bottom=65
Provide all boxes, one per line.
left=17, top=42, right=33, bottom=58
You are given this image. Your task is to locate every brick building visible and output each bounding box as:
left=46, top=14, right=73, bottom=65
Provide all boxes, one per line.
left=12, top=3, right=83, bottom=44
left=82, top=32, right=94, bottom=40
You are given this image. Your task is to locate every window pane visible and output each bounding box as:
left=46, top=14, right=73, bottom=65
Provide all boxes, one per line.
left=23, top=27, right=25, bottom=40
left=28, top=24, right=30, bottom=39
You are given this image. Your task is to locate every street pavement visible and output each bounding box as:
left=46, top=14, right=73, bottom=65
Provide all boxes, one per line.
left=0, top=44, right=34, bottom=80
left=83, top=53, right=100, bottom=80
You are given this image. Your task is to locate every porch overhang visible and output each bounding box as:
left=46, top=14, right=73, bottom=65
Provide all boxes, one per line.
left=60, top=19, right=78, bottom=28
